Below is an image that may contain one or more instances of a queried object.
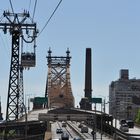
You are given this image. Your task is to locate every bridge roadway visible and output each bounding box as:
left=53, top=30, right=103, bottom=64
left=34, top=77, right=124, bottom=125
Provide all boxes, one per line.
left=20, top=108, right=48, bottom=121
left=23, top=108, right=114, bottom=139
left=112, top=119, right=140, bottom=140
left=113, top=119, right=140, bottom=135
left=74, top=108, right=140, bottom=136
left=51, top=121, right=113, bottom=140
left=21, top=108, right=140, bottom=139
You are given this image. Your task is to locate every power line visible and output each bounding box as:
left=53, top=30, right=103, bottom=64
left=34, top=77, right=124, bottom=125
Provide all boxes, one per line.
left=9, top=0, right=14, bottom=13
left=38, top=0, right=63, bottom=37
left=32, top=0, right=37, bottom=21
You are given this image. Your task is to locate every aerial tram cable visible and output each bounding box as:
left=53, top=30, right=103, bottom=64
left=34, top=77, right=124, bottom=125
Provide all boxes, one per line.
left=9, top=0, right=14, bottom=13
left=32, top=0, right=37, bottom=21
left=28, top=0, right=32, bottom=12
left=0, top=15, right=4, bottom=23
left=38, top=0, right=63, bottom=37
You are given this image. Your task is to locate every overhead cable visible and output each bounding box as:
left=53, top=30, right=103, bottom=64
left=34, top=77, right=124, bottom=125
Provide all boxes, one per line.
left=9, top=0, right=14, bottom=13
left=28, top=0, right=31, bottom=12
left=32, top=0, right=37, bottom=21
left=38, top=0, right=63, bottom=37
left=0, top=15, right=4, bottom=22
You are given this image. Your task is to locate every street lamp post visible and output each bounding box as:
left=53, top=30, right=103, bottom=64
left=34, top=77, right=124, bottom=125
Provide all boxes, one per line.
left=25, top=94, right=36, bottom=112
left=92, top=97, right=103, bottom=140
left=92, top=114, right=95, bottom=140
left=91, top=103, right=97, bottom=140
left=101, top=103, right=103, bottom=140
left=22, top=103, right=27, bottom=140
left=110, top=100, right=117, bottom=139
left=103, top=99, right=106, bottom=113
left=106, top=99, right=117, bottom=139
left=97, top=95, right=107, bottom=113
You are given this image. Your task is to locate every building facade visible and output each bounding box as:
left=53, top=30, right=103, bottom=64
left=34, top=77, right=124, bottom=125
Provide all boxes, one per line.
left=109, top=69, right=140, bottom=120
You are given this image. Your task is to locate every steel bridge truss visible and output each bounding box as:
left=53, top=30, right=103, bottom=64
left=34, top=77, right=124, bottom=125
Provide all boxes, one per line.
left=46, top=49, right=74, bottom=108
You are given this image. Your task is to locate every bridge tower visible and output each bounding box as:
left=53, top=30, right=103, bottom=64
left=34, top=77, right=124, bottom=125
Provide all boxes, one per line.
left=46, top=49, right=74, bottom=108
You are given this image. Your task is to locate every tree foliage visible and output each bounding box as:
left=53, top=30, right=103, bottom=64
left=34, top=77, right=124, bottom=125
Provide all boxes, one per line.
left=135, top=109, right=140, bottom=124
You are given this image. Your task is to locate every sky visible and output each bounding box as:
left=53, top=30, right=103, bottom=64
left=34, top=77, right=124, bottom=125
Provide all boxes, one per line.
left=0, top=0, right=140, bottom=117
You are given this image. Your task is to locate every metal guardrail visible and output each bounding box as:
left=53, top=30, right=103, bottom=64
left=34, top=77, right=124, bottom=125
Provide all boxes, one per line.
left=38, top=113, right=90, bottom=121
left=0, top=120, right=47, bottom=140
left=0, top=134, right=44, bottom=140
left=86, top=118, right=140, bottom=140
left=116, top=127, right=140, bottom=140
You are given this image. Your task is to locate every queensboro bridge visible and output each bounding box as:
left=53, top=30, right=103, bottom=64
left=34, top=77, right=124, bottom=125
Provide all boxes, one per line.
left=45, top=49, right=74, bottom=108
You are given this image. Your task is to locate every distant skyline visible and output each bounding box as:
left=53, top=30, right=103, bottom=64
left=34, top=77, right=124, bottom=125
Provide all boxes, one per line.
left=0, top=0, right=140, bottom=117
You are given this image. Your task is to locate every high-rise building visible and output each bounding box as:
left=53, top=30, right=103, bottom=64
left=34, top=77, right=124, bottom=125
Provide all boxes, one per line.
left=109, top=69, right=140, bottom=120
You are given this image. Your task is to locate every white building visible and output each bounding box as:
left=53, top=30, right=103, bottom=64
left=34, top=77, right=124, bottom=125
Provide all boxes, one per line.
left=109, top=69, right=140, bottom=120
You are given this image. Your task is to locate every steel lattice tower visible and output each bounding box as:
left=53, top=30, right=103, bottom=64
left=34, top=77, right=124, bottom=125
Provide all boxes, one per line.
left=19, top=66, right=24, bottom=117
left=6, top=30, right=20, bottom=120
left=0, top=11, right=37, bottom=121
left=46, top=49, right=74, bottom=108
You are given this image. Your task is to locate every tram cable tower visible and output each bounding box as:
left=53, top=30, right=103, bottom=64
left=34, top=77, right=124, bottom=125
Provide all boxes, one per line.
left=0, top=10, right=37, bottom=121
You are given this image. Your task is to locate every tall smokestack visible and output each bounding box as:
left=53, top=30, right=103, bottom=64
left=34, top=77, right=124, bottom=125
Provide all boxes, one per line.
left=0, top=97, right=3, bottom=120
left=84, top=48, right=92, bottom=110
left=79, top=48, right=92, bottom=110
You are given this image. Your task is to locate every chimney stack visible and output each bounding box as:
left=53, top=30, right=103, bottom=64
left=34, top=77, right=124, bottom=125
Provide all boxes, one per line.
left=84, top=48, right=92, bottom=110
left=80, top=48, right=92, bottom=110
left=0, top=97, right=3, bottom=120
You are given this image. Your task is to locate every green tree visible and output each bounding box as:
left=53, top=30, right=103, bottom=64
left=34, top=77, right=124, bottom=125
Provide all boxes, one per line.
left=135, top=109, right=140, bottom=124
